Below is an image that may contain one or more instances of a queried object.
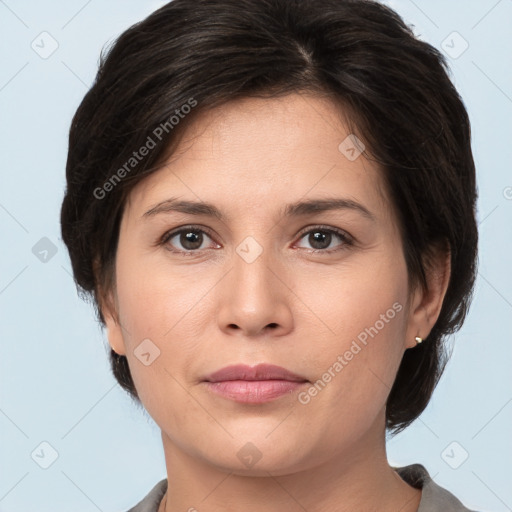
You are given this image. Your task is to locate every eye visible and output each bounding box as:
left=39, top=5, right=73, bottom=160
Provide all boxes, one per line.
left=160, top=226, right=219, bottom=254
left=294, top=226, right=353, bottom=253
left=159, top=224, right=353, bottom=255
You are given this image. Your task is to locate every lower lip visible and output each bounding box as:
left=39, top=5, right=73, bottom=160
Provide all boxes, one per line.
left=204, top=380, right=307, bottom=403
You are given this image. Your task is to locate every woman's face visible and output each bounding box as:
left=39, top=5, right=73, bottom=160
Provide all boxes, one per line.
left=105, top=93, right=426, bottom=474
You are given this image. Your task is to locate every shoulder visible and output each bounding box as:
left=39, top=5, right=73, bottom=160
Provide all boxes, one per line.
left=124, top=478, right=167, bottom=512
left=394, top=463, right=480, bottom=512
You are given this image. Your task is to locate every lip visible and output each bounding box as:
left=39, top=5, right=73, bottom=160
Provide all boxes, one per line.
left=202, top=364, right=309, bottom=404
left=204, top=363, right=308, bottom=383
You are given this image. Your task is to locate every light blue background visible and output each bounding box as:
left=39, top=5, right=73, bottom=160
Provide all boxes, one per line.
left=1, top=1, right=511, bottom=511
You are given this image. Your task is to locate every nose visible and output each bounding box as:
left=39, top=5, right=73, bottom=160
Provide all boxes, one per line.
left=216, top=244, right=294, bottom=338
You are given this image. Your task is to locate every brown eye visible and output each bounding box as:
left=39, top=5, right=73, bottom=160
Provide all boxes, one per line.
left=308, top=230, right=333, bottom=250
left=178, top=230, right=204, bottom=250
left=295, top=226, right=353, bottom=253
left=161, top=227, right=218, bottom=254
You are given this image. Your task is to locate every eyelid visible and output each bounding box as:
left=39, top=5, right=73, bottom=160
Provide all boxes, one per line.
left=295, top=224, right=353, bottom=242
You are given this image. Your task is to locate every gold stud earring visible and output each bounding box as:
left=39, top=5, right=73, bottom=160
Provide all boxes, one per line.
left=415, top=336, right=423, bottom=345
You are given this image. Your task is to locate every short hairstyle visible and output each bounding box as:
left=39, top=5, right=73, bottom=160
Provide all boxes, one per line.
left=60, top=0, right=478, bottom=435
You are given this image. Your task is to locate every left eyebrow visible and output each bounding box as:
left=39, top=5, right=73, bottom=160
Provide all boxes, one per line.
left=142, top=197, right=376, bottom=222
left=282, top=198, right=375, bottom=222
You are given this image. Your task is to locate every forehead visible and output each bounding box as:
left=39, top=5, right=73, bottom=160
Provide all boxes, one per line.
left=124, top=93, right=390, bottom=221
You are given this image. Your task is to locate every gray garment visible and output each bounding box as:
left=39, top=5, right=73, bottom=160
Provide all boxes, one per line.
left=394, top=464, right=478, bottom=512
left=125, top=463, right=478, bottom=512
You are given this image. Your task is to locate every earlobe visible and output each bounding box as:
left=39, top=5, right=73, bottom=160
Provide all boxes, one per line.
left=405, top=243, right=451, bottom=348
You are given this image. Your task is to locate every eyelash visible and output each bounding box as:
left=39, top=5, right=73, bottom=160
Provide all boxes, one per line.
left=159, top=224, right=354, bottom=256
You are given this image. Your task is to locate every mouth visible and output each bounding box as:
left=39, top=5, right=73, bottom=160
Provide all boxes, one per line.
left=204, top=363, right=308, bottom=383
left=202, top=363, right=309, bottom=404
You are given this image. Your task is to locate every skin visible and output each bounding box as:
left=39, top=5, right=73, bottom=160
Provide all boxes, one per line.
left=102, top=93, right=450, bottom=512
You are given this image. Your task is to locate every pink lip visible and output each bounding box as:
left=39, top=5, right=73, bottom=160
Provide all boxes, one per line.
left=204, top=363, right=307, bottom=383
left=203, top=364, right=308, bottom=404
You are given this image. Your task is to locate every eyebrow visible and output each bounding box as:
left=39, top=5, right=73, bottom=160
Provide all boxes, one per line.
left=142, top=197, right=376, bottom=222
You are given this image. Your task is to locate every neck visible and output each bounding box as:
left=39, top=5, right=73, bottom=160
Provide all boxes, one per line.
left=159, top=411, right=421, bottom=512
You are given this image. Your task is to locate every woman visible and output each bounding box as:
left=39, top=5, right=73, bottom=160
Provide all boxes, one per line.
left=60, top=0, right=480, bottom=510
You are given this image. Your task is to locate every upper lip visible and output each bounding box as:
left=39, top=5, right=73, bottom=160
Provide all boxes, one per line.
left=204, top=364, right=308, bottom=383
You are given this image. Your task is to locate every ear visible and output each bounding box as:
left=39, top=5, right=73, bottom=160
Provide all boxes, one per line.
left=404, top=241, right=451, bottom=349
left=94, top=260, right=127, bottom=356
left=101, top=289, right=127, bottom=356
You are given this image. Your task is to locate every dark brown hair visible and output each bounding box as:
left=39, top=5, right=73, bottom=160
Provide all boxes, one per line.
left=60, top=0, right=478, bottom=435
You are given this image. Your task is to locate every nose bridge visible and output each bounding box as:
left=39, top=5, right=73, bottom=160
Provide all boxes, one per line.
left=216, top=233, right=293, bottom=336
left=232, top=235, right=278, bottom=309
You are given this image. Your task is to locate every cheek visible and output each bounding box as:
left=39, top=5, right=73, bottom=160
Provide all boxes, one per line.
left=112, top=253, right=216, bottom=405
left=296, top=253, right=409, bottom=409
left=301, top=251, right=408, bottom=345
left=114, top=253, right=207, bottom=343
